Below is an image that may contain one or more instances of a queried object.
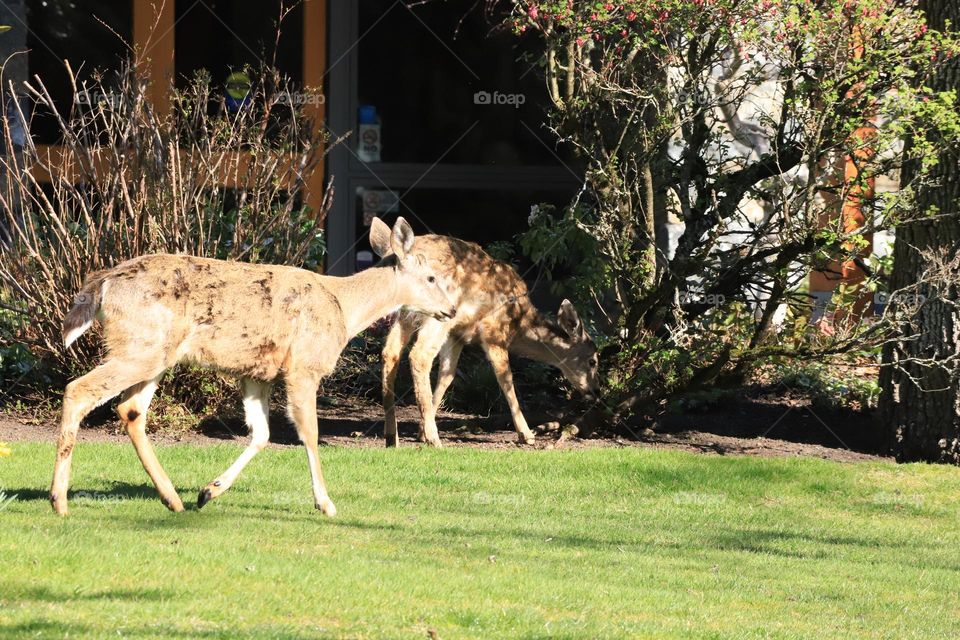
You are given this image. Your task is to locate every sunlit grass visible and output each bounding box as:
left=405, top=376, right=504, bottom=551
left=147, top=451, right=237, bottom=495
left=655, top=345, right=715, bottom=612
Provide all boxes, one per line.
left=1, top=442, right=959, bottom=638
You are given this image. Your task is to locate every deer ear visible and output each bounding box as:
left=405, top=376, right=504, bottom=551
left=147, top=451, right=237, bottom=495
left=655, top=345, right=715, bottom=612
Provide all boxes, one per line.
left=370, top=217, right=392, bottom=257
left=557, top=299, right=583, bottom=339
left=391, top=217, right=415, bottom=261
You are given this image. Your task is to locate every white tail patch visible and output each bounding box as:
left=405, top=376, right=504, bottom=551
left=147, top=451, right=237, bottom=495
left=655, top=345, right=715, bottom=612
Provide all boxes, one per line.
left=63, top=320, right=93, bottom=349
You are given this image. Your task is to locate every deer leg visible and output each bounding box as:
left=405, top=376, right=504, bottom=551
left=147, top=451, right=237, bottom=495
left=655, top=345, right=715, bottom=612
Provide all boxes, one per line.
left=482, top=342, right=536, bottom=445
left=51, top=358, right=164, bottom=515
left=286, top=375, right=336, bottom=516
left=432, top=338, right=463, bottom=410
left=117, top=375, right=184, bottom=512
left=409, top=321, right=451, bottom=447
left=198, top=379, right=272, bottom=509
left=382, top=317, right=416, bottom=447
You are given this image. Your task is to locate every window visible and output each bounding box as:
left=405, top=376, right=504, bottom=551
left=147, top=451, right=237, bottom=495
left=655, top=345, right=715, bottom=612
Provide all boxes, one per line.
left=356, top=0, right=572, bottom=166
left=174, top=0, right=304, bottom=88
left=26, top=0, right=132, bottom=143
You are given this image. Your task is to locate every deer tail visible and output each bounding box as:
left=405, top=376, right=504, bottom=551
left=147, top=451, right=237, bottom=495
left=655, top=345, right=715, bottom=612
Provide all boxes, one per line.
left=62, top=272, right=110, bottom=349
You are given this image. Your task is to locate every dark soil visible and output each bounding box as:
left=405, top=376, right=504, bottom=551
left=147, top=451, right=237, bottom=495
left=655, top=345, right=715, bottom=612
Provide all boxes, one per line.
left=0, top=386, right=888, bottom=463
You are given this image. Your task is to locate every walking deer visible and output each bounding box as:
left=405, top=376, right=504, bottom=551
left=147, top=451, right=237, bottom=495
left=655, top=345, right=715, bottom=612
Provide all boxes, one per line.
left=51, top=217, right=456, bottom=516
left=382, top=235, right=600, bottom=447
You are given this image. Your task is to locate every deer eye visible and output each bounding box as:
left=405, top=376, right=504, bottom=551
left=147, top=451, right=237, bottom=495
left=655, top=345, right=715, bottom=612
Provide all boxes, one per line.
left=428, top=276, right=436, bottom=283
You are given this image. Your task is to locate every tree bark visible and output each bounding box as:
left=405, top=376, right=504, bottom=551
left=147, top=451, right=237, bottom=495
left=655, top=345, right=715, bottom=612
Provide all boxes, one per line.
left=879, top=0, right=960, bottom=462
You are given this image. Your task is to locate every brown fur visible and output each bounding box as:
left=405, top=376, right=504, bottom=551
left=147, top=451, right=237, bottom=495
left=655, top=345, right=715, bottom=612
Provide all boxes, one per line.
left=51, top=218, right=456, bottom=515
left=382, top=235, right=599, bottom=447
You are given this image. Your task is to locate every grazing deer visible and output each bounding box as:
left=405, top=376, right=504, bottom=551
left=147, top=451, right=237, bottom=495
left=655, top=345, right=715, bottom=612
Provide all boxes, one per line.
left=382, top=235, right=600, bottom=447
left=51, top=217, right=456, bottom=516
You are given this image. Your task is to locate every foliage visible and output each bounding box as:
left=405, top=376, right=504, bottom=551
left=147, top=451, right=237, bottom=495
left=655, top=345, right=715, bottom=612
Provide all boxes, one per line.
left=767, top=360, right=881, bottom=411
left=0, top=59, right=330, bottom=394
left=495, top=0, right=960, bottom=421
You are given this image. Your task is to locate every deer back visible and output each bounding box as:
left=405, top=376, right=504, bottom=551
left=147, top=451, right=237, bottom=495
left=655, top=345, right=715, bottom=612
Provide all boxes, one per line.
left=95, top=254, right=347, bottom=380
left=410, top=235, right=529, bottom=345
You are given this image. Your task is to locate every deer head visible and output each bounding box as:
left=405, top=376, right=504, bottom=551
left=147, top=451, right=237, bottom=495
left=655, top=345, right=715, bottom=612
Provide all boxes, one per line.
left=555, top=299, right=600, bottom=400
left=369, top=217, right=457, bottom=321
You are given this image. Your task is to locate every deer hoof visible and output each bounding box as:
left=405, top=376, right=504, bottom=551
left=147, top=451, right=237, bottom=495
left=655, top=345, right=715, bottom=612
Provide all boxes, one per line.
left=518, top=431, right=536, bottom=445
left=425, top=437, right=443, bottom=448
left=162, top=495, right=186, bottom=513
left=197, top=488, right=214, bottom=509
left=50, top=494, right=68, bottom=516
left=316, top=497, right=337, bottom=517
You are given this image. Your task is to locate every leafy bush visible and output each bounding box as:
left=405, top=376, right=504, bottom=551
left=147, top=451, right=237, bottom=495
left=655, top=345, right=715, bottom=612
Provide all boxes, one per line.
left=496, top=0, right=960, bottom=422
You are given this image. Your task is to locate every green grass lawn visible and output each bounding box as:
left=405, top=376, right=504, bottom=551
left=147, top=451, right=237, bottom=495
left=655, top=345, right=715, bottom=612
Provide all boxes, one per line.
left=1, top=442, right=960, bottom=639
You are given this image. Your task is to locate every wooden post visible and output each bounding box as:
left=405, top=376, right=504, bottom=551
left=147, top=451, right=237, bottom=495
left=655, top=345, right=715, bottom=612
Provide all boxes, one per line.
left=133, top=0, right=175, bottom=118
left=302, top=0, right=327, bottom=221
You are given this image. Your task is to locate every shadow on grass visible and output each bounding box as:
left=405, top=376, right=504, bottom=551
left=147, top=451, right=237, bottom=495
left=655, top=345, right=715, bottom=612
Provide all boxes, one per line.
left=5, top=482, right=175, bottom=505
left=701, top=527, right=960, bottom=571
left=5, top=584, right=177, bottom=603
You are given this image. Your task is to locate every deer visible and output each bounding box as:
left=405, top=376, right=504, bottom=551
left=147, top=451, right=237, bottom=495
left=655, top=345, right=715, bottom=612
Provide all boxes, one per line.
left=51, top=217, right=457, bottom=516
left=382, top=234, right=600, bottom=448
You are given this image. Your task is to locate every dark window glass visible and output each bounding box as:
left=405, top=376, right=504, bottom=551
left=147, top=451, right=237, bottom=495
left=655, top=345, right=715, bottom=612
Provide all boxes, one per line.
left=351, top=186, right=578, bottom=272
left=175, top=1, right=303, bottom=89
left=26, top=0, right=132, bottom=143
left=357, top=1, right=575, bottom=167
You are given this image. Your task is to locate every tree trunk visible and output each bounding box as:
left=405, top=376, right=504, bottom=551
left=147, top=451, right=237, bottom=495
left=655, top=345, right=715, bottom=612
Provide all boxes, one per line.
left=879, top=0, right=960, bottom=462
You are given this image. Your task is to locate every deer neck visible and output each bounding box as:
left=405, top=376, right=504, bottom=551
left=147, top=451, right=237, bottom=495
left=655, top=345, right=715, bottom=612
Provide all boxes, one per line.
left=510, top=305, right=572, bottom=367
left=321, top=266, right=405, bottom=338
